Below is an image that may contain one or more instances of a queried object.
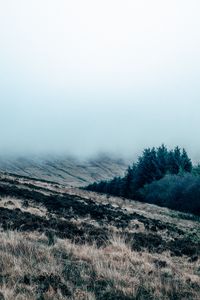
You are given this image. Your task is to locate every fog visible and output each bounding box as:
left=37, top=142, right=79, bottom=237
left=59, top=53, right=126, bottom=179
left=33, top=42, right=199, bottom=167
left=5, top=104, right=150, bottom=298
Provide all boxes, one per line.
left=0, top=1, right=200, bottom=160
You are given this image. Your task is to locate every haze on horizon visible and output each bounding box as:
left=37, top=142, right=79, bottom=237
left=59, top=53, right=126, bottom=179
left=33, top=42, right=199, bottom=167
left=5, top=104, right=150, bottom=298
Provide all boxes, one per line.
left=0, top=1, right=200, bottom=161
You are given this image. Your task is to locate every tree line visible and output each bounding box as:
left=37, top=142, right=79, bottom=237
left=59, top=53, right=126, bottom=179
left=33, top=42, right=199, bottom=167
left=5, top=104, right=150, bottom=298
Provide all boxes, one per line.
left=85, top=145, right=200, bottom=216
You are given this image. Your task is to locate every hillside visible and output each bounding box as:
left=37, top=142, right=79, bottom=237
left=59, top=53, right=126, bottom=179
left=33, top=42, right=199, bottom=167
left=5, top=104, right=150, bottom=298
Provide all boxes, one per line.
left=0, top=173, right=199, bottom=299
left=86, top=146, right=200, bottom=216
left=0, top=155, right=128, bottom=186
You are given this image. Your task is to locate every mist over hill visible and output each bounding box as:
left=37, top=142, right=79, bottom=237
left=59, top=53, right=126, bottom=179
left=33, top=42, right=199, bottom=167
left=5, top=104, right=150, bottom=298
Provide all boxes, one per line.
left=0, top=154, right=128, bottom=187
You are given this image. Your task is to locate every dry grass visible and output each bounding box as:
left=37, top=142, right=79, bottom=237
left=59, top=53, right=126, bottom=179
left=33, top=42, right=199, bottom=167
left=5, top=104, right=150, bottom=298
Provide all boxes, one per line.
left=0, top=230, right=199, bottom=300
left=0, top=196, right=47, bottom=217
left=67, top=188, right=200, bottom=234
left=0, top=175, right=199, bottom=299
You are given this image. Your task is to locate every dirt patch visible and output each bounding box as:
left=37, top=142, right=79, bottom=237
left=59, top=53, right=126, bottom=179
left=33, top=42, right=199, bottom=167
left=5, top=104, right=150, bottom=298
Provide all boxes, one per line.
left=21, top=273, right=71, bottom=297
left=169, top=238, right=200, bottom=257
left=128, top=232, right=200, bottom=257
left=129, top=232, right=165, bottom=253
left=0, top=207, right=109, bottom=247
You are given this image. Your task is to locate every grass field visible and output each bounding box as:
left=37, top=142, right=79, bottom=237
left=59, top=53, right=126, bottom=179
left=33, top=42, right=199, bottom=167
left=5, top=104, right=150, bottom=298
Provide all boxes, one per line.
left=0, top=174, right=199, bottom=299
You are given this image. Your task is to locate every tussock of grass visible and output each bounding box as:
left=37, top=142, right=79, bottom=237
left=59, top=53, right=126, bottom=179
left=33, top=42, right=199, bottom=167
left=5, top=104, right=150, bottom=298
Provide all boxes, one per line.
left=0, top=230, right=199, bottom=300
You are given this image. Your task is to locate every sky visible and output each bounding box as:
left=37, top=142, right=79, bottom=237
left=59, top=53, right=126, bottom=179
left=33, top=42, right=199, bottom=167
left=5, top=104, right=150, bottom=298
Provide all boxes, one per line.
left=0, top=1, right=200, bottom=160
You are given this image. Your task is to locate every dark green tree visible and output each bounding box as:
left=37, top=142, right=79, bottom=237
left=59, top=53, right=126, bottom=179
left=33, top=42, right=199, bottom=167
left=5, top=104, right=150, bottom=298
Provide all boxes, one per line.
left=85, top=145, right=193, bottom=203
left=181, top=148, right=192, bottom=172
left=122, top=166, right=134, bottom=198
left=156, top=144, right=168, bottom=177
left=167, top=147, right=182, bottom=174
left=134, top=147, right=160, bottom=189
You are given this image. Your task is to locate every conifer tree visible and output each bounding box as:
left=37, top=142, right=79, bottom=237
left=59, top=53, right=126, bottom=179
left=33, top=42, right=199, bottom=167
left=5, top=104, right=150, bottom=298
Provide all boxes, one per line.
left=123, top=166, right=134, bottom=198
left=156, top=144, right=168, bottom=178
left=168, top=147, right=181, bottom=174
left=181, top=148, right=192, bottom=172
left=86, top=145, right=193, bottom=200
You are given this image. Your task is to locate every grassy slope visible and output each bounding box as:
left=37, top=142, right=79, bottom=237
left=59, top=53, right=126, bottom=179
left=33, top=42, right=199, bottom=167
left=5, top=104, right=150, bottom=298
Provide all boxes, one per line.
left=0, top=156, right=128, bottom=186
left=0, top=174, right=199, bottom=300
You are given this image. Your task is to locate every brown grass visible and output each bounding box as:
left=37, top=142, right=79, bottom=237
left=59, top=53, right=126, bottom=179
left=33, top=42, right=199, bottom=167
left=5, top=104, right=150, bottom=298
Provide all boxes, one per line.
left=0, top=197, right=47, bottom=218
left=0, top=175, right=199, bottom=299
left=0, top=230, right=199, bottom=300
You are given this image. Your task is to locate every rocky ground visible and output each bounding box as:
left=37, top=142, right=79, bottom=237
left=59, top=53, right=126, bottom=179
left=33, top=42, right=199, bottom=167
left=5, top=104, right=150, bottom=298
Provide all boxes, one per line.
left=0, top=173, right=199, bottom=299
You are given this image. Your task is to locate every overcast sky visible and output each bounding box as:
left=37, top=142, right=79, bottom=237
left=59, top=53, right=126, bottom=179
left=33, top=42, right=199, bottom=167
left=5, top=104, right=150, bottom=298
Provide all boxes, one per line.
left=0, top=1, right=200, bottom=159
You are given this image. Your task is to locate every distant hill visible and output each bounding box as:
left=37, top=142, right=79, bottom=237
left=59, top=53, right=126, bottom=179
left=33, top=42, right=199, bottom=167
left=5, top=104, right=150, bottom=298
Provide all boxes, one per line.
left=0, top=154, right=128, bottom=186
